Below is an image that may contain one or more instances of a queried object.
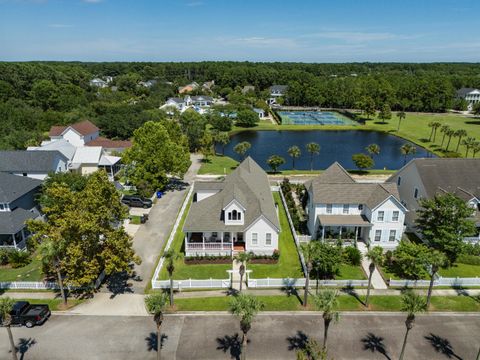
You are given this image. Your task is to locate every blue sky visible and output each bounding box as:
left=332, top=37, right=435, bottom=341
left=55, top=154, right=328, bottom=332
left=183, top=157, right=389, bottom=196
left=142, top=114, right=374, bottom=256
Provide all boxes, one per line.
left=1, top=0, right=479, bottom=62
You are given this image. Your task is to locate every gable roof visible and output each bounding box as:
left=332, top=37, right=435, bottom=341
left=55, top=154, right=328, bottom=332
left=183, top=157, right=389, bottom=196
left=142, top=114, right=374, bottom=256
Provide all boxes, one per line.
left=0, top=172, right=42, bottom=203
left=270, top=85, right=288, bottom=93
left=456, top=87, right=478, bottom=97
left=403, top=158, right=480, bottom=200
left=28, top=139, right=77, bottom=161
left=0, top=150, right=66, bottom=173
left=184, top=157, right=280, bottom=232
left=71, top=147, right=103, bottom=165
left=48, top=120, right=99, bottom=137
left=0, top=208, right=38, bottom=235
left=85, top=137, right=132, bottom=148
left=307, top=162, right=401, bottom=209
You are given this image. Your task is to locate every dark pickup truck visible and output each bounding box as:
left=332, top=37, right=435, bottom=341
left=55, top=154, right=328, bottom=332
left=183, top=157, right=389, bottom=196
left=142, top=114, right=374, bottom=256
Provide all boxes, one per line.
left=9, top=301, right=50, bottom=328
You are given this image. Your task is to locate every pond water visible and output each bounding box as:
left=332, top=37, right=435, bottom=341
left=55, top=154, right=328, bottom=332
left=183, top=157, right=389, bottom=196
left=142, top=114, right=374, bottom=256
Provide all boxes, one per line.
left=219, top=130, right=433, bottom=170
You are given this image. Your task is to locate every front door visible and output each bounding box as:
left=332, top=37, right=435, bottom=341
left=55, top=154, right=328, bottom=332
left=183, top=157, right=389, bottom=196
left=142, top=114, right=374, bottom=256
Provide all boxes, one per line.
left=233, top=233, right=245, bottom=251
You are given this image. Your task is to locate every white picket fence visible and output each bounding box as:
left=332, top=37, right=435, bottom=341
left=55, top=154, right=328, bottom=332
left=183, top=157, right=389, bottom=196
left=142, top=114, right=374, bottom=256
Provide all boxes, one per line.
left=389, top=277, right=480, bottom=288
left=247, top=277, right=369, bottom=288
left=0, top=281, right=59, bottom=290
left=151, top=185, right=194, bottom=289
left=152, top=278, right=231, bottom=290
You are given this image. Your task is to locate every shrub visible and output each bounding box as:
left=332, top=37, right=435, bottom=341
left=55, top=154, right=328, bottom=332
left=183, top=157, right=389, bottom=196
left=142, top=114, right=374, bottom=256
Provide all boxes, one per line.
left=462, top=243, right=480, bottom=256
left=8, top=249, right=31, bottom=268
left=0, top=249, right=9, bottom=265
left=456, top=254, right=480, bottom=266
left=384, top=250, right=394, bottom=267
left=342, top=246, right=362, bottom=266
left=272, top=249, right=280, bottom=260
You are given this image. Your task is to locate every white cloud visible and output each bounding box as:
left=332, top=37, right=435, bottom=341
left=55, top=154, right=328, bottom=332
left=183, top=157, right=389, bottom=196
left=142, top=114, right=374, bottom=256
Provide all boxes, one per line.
left=301, top=31, right=418, bottom=43
left=228, top=36, right=298, bottom=48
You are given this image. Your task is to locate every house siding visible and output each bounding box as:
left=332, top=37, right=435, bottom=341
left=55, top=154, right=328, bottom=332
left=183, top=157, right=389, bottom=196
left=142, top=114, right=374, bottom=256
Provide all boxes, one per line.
left=245, top=218, right=278, bottom=255
left=368, top=198, right=406, bottom=248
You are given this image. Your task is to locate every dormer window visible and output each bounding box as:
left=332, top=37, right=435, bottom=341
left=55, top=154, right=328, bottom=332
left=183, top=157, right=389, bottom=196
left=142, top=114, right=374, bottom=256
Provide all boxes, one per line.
left=228, top=210, right=241, bottom=221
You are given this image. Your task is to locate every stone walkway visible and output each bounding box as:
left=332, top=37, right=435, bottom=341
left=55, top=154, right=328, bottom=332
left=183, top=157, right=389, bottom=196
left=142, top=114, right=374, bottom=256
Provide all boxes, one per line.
left=231, top=258, right=241, bottom=291
left=358, top=242, right=388, bottom=289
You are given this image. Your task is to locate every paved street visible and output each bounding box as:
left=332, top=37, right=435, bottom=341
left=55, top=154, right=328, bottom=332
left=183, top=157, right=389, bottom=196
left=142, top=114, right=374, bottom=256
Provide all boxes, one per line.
left=1, top=313, right=478, bottom=359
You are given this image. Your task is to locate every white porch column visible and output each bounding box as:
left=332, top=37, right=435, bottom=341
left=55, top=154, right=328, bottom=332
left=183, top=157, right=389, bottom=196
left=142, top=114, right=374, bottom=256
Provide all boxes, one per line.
left=355, top=227, right=358, bottom=241
left=339, top=227, right=342, bottom=239
left=184, top=234, right=188, bottom=251
left=202, top=234, right=205, bottom=251
left=221, top=231, right=223, bottom=249
left=322, top=227, right=325, bottom=241
left=231, top=232, right=233, bottom=250
left=12, top=234, right=17, bottom=249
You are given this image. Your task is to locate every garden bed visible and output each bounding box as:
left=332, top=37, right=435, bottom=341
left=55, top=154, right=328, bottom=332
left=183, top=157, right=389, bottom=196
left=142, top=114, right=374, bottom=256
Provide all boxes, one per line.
left=185, top=257, right=232, bottom=265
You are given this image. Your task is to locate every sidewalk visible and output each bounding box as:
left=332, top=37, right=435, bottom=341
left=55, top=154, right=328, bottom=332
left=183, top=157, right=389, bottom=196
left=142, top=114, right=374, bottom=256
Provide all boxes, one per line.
left=358, top=242, right=388, bottom=289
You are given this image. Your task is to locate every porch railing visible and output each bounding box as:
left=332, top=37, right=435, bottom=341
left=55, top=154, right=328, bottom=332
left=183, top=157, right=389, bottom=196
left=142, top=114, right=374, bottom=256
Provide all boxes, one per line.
left=186, top=242, right=232, bottom=250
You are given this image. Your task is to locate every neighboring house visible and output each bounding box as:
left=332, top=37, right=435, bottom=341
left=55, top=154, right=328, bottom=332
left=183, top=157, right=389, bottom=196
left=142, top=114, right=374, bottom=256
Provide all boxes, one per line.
left=242, top=85, right=255, bottom=94
left=305, top=163, right=406, bottom=249
left=0, top=173, right=42, bottom=250
left=70, top=147, right=121, bottom=180
left=90, top=78, right=108, bottom=88
left=389, top=158, right=480, bottom=242
left=202, top=80, right=215, bottom=91
left=0, top=150, right=69, bottom=180
left=139, top=79, right=158, bottom=88
left=178, top=82, right=199, bottom=94
left=183, top=157, right=280, bottom=256
left=268, top=85, right=288, bottom=105
left=84, top=137, right=132, bottom=153
left=28, top=139, right=77, bottom=163
left=456, top=88, right=480, bottom=111
left=253, top=108, right=266, bottom=119
left=160, top=95, right=214, bottom=113
left=49, top=120, right=100, bottom=147
left=190, top=95, right=213, bottom=107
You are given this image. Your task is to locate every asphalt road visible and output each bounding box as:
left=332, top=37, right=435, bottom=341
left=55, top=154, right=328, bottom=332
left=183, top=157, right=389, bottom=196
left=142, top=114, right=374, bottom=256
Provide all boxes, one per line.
left=1, top=313, right=479, bottom=360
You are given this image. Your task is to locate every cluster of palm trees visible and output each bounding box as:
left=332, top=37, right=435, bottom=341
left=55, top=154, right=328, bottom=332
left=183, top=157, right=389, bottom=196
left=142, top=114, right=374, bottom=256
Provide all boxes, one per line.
left=428, top=122, right=480, bottom=156
left=267, top=142, right=321, bottom=173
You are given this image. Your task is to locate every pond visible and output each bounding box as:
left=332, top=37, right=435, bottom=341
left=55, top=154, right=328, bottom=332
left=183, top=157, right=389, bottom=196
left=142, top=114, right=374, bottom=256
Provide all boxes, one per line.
left=219, top=130, right=433, bottom=170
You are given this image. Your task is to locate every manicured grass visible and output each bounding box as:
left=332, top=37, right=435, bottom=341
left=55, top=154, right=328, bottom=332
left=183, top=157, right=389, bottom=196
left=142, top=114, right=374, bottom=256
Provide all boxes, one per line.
left=129, top=215, right=142, bottom=225
left=15, top=298, right=83, bottom=311
left=174, top=294, right=480, bottom=312
left=439, top=263, right=480, bottom=278
left=249, top=192, right=304, bottom=278
left=336, top=264, right=367, bottom=280
left=158, top=200, right=231, bottom=280
left=0, top=257, right=44, bottom=282
left=198, top=155, right=239, bottom=175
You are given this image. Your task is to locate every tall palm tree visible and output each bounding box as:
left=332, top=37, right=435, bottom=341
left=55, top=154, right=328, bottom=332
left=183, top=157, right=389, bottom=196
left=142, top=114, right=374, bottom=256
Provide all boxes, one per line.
left=439, top=125, right=450, bottom=147
left=215, top=132, right=230, bottom=156
left=396, top=111, right=406, bottom=131
left=472, top=142, right=480, bottom=158
left=424, top=250, right=447, bottom=309
left=365, top=144, right=380, bottom=158
left=288, top=145, right=301, bottom=170
left=0, top=297, right=19, bottom=360
left=306, top=142, right=320, bottom=171
left=163, top=249, right=182, bottom=306
left=400, top=143, right=417, bottom=165
left=365, top=246, right=383, bottom=308
left=462, top=137, right=477, bottom=157
left=445, top=128, right=455, bottom=151
left=399, top=291, right=427, bottom=360
left=235, top=252, right=253, bottom=292
left=431, top=122, right=442, bottom=142
left=229, top=294, right=264, bottom=360
left=234, top=141, right=251, bottom=161
left=145, top=292, right=169, bottom=360
left=300, top=241, right=318, bottom=307
left=454, top=129, right=467, bottom=152
left=38, top=238, right=67, bottom=306
left=427, top=121, right=435, bottom=141
left=313, top=289, right=340, bottom=352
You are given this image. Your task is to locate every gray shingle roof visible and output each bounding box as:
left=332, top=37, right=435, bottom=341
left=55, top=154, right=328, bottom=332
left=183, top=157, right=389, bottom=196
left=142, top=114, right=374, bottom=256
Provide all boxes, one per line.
left=308, top=163, right=401, bottom=209
left=0, top=208, right=37, bottom=235
left=0, top=173, right=42, bottom=203
left=270, top=85, right=288, bottom=94
left=456, top=88, right=478, bottom=98
left=0, top=150, right=65, bottom=173
left=184, top=157, right=280, bottom=232
left=318, top=214, right=371, bottom=226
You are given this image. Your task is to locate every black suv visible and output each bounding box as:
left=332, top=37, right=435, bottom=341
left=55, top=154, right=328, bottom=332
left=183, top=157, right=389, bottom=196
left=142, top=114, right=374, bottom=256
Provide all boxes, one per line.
left=121, top=195, right=153, bottom=208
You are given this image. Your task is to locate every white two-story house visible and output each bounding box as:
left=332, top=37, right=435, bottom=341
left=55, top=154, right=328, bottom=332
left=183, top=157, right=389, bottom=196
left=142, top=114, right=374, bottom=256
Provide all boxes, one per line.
left=389, top=158, right=480, bottom=242
left=183, top=157, right=280, bottom=256
left=305, top=163, right=407, bottom=249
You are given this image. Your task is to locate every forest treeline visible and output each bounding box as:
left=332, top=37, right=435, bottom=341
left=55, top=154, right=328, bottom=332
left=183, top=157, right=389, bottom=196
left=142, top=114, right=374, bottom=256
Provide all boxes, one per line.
left=1, top=61, right=479, bottom=150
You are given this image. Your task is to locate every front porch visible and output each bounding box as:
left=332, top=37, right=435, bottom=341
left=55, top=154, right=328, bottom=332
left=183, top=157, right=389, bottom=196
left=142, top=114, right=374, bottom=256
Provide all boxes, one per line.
left=316, top=215, right=371, bottom=243
left=0, top=229, right=28, bottom=250
left=185, top=231, right=244, bottom=256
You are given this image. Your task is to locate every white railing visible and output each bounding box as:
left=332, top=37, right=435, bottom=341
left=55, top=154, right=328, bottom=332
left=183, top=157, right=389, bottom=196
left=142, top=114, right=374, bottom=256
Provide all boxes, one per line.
left=186, top=242, right=232, bottom=250
left=464, top=236, right=480, bottom=243
left=0, top=281, right=59, bottom=290
left=152, top=278, right=231, bottom=290
left=278, top=186, right=307, bottom=275
left=297, top=235, right=312, bottom=242
left=389, top=277, right=480, bottom=287
left=151, top=185, right=194, bottom=288
left=247, top=277, right=369, bottom=288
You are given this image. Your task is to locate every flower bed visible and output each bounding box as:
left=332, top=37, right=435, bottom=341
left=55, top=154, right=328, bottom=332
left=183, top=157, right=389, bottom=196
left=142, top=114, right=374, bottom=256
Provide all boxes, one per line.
left=184, top=255, right=231, bottom=265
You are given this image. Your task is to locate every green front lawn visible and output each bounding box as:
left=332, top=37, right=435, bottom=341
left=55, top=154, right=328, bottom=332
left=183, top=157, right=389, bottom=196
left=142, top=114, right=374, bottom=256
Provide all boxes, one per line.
left=0, top=257, right=44, bottom=282
left=198, top=155, right=239, bottom=175
left=174, top=294, right=480, bottom=312
left=249, top=192, right=303, bottom=278
left=439, top=263, right=480, bottom=278
left=336, top=264, right=367, bottom=280
left=158, top=200, right=231, bottom=280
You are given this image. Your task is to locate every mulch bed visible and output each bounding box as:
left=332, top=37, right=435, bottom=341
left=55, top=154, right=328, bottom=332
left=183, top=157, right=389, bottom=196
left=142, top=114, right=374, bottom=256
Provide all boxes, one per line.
left=184, top=258, right=232, bottom=265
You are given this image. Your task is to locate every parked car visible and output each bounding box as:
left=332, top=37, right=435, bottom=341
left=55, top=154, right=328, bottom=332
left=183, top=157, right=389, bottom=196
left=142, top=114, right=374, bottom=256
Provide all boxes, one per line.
left=8, top=301, right=50, bottom=328
left=121, top=195, right=152, bottom=208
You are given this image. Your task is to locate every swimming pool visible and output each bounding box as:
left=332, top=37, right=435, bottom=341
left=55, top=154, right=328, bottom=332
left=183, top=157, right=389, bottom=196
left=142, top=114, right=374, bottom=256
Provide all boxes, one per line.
left=277, top=111, right=357, bottom=125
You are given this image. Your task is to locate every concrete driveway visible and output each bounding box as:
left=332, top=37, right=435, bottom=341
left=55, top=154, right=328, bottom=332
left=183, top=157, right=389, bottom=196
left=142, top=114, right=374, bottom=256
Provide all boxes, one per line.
left=1, top=313, right=478, bottom=360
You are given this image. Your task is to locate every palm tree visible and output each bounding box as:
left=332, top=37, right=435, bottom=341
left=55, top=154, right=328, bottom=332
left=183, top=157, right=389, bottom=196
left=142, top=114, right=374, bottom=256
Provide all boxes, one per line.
left=365, top=144, right=380, bottom=158
left=313, top=289, right=339, bottom=352
left=306, top=142, right=320, bottom=171
left=445, top=128, right=455, bottom=151
left=145, top=292, right=169, bottom=360
left=400, top=143, right=417, bottom=165
left=472, top=142, right=480, bottom=158
left=462, top=137, right=477, bottom=157
left=234, top=141, right=251, bottom=161
left=38, top=238, right=67, bottom=306
left=215, top=132, right=230, bottom=156
left=229, top=294, right=264, bottom=360
left=454, top=129, right=467, bottom=152
left=431, top=122, right=441, bottom=142
left=365, top=246, right=383, bottom=308
left=424, top=250, right=447, bottom=309
left=439, top=125, right=450, bottom=147
left=288, top=145, right=301, bottom=170
left=300, top=242, right=318, bottom=307
left=163, top=249, right=182, bottom=306
left=399, top=291, right=427, bottom=360
left=0, top=297, right=19, bottom=360
left=396, top=111, right=406, bottom=131
left=235, top=252, right=253, bottom=292
left=427, top=121, right=435, bottom=141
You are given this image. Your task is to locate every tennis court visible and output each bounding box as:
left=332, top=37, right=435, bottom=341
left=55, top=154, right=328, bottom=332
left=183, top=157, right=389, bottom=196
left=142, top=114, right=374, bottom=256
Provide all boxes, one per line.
left=278, top=111, right=357, bottom=125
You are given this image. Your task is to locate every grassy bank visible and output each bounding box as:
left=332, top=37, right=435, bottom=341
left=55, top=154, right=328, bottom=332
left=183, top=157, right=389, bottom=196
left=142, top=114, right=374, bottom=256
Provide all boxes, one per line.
left=174, top=294, right=480, bottom=312
left=0, top=258, right=44, bottom=282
